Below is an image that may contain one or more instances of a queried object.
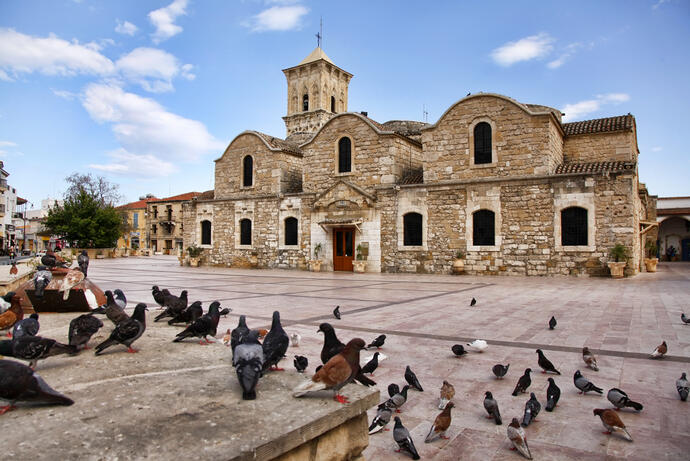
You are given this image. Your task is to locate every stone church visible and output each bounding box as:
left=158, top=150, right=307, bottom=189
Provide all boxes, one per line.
left=182, top=47, right=655, bottom=276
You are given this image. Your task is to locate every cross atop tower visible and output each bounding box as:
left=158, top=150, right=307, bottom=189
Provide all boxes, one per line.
left=315, top=17, right=322, bottom=48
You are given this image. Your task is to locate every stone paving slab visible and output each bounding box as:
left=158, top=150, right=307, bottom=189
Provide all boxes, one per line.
left=3, top=256, right=689, bottom=460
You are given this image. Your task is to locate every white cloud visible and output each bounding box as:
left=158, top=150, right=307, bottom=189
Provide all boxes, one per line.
left=0, top=141, right=22, bottom=158
left=0, top=28, right=115, bottom=80
left=115, top=20, right=138, bottom=36
left=491, top=33, right=554, bottom=66
left=115, top=47, right=194, bottom=93
left=652, top=0, right=670, bottom=9
left=89, top=148, right=176, bottom=177
left=547, top=42, right=583, bottom=69
left=0, top=141, right=17, bottom=147
left=82, top=83, right=223, bottom=172
left=51, top=88, right=78, bottom=100
left=561, top=93, right=630, bottom=122
left=244, top=5, right=309, bottom=32
left=651, top=146, right=662, bottom=152
left=148, top=0, right=188, bottom=44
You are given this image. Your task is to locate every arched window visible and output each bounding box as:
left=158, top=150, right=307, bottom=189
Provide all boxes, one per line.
left=331, top=96, right=336, bottom=113
left=240, top=219, right=252, bottom=245
left=338, top=137, right=351, bottom=173
left=302, top=94, right=309, bottom=111
left=473, top=209, right=495, bottom=246
left=284, top=217, right=298, bottom=245
left=474, top=122, right=492, bottom=164
left=561, top=207, right=588, bottom=246
left=242, top=156, right=253, bottom=187
left=201, top=220, right=211, bottom=245
left=403, top=212, right=423, bottom=246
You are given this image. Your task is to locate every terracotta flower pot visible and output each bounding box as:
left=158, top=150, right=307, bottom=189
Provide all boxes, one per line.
left=607, top=261, right=626, bottom=278
left=644, top=258, right=658, bottom=272
left=452, top=258, right=465, bottom=274
left=353, top=260, right=367, bottom=273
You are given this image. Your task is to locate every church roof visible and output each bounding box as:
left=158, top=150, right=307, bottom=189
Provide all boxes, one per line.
left=562, top=114, right=634, bottom=136
left=555, top=161, right=635, bottom=175
left=299, top=47, right=334, bottom=65
left=250, top=131, right=303, bottom=156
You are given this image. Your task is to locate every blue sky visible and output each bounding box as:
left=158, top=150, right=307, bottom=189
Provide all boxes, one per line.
left=1, top=0, right=688, bottom=209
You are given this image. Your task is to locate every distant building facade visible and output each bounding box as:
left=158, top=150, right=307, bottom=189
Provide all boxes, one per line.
left=116, top=194, right=158, bottom=251
left=656, top=197, right=690, bottom=261
left=147, top=192, right=207, bottom=254
left=183, top=48, right=654, bottom=276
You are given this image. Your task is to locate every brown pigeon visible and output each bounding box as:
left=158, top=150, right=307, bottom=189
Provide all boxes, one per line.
left=292, top=338, right=365, bottom=403
left=9, top=263, right=18, bottom=275
left=507, top=417, right=532, bottom=459
left=593, top=408, right=633, bottom=441
left=582, top=346, right=598, bottom=371
left=650, top=341, right=667, bottom=359
left=425, top=402, right=454, bottom=442
left=59, top=268, right=85, bottom=301
left=0, top=295, right=24, bottom=338
left=439, top=380, right=455, bottom=409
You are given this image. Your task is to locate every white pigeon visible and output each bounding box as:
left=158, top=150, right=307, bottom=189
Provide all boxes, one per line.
left=467, top=339, right=488, bottom=352
left=291, top=333, right=301, bottom=347
left=58, top=268, right=85, bottom=301
left=83, top=288, right=99, bottom=310
left=0, top=298, right=10, bottom=314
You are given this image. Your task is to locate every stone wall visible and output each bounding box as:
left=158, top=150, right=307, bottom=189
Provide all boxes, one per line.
left=563, top=130, right=637, bottom=163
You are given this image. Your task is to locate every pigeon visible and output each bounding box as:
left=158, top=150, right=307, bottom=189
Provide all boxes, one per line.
left=0, top=291, right=15, bottom=313
left=451, top=344, right=467, bottom=357
left=9, top=263, right=17, bottom=275
left=483, top=391, right=502, bottom=425
left=262, top=311, right=290, bottom=371
left=593, top=408, right=633, bottom=441
left=12, top=313, right=39, bottom=340
left=582, top=346, right=599, bottom=371
left=218, top=307, right=231, bottom=317
left=368, top=402, right=393, bottom=434
left=386, top=385, right=410, bottom=413
left=388, top=383, right=400, bottom=398
left=318, top=322, right=344, bottom=364
left=507, top=418, right=532, bottom=459
left=168, top=301, right=203, bottom=325
left=93, top=291, right=129, bottom=326
left=290, top=333, right=301, bottom=347
left=650, top=341, right=667, bottom=359
left=676, top=372, right=688, bottom=401
left=0, top=294, right=23, bottom=337
left=545, top=377, right=561, bottom=412
left=574, top=370, right=603, bottom=394
left=467, top=339, right=488, bottom=352
left=333, top=305, right=341, bottom=320
left=536, top=349, right=561, bottom=375
left=151, top=285, right=166, bottom=309
left=173, top=301, right=220, bottom=345
left=493, top=363, right=510, bottom=379
left=113, top=289, right=127, bottom=309
left=68, top=314, right=103, bottom=349
left=0, top=359, right=74, bottom=414
left=549, top=316, right=557, bottom=330
left=83, top=288, right=99, bottom=310
left=403, top=365, right=424, bottom=392
left=682, top=313, right=690, bottom=325
left=32, top=267, right=52, bottom=298
left=470, top=297, right=477, bottom=306
left=512, top=368, right=532, bottom=396
left=58, top=269, right=85, bottom=301
left=6, top=336, right=77, bottom=369
left=293, top=355, right=308, bottom=373
left=77, top=250, right=89, bottom=277
left=393, top=416, right=420, bottom=460
left=231, top=315, right=251, bottom=353
left=222, top=329, right=232, bottom=346
left=41, top=249, right=67, bottom=268
left=607, top=388, right=643, bottom=411
left=233, top=330, right=264, bottom=400
left=95, top=303, right=148, bottom=355
left=361, top=352, right=380, bottom=376
left=521, top=393, right=541, bottom=427
left=155, top=290, right=188, bottom=322
left=367, top=334, right=386, bottom=349
left=293, top=338, right=366, bottom=403
left=439, top=380, right=455, bottom=409
left=425, top=401, right=454, bottom=442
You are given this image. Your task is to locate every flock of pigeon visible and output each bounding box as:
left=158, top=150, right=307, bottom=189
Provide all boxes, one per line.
left=1, top=260, right=690, bottom=460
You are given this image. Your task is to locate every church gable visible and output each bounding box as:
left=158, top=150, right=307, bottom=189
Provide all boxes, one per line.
left=313, top=179, right=376, bottom=211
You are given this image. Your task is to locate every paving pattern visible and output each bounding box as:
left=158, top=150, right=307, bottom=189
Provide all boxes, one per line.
left=10, top=256, right=690, bottom=460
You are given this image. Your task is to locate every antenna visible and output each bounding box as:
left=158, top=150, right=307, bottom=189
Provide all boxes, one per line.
left=423, top=104, right=429, bottom=123
left=315, top=17, right=323, bottom=48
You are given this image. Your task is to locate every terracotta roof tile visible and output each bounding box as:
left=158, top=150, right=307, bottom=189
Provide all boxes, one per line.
left=562, top=114, right=634, bottom=136
left=117, top=197, right=158, bottom=209
left=555, top=161, right=635, bottom=175
left=149, top=192, right=201, bottom=203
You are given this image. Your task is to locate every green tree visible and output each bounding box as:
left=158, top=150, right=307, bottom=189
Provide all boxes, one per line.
left=43, top=174, right=126, bottom=248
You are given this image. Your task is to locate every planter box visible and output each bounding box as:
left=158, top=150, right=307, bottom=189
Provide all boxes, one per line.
left=352, top=260, right=367, bottom=273
left=607, top=261, right=627, bottom=278
left=452, top=258, right=465, bottom=274
left=189, top=257, right=200, bottom=267
left=644, top=258, right=658, bottom=272
left=95, top=254, right=105, bottom=259
left=309, top=260, right=322, bottom=272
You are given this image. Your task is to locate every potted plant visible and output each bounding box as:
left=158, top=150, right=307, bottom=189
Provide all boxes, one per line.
left=666, top=245, right=678, bottom=262
left=452, top=250, right=465, bottom=274
left=310, top=243, right=323, bottom=272
left=353, top=244, right=367, bottom=273
left=187, top=244, right=203, bottom=267
left=131, top=243, right=139, bottom=256
left=95, top=249, right=105, bottom=259
left=607, top=243, right=628, bottom=278
left=644, top=241, right=658, bottom=272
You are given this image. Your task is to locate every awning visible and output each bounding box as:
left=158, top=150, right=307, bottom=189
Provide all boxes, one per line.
left=318, top=218, right=363, bottom=233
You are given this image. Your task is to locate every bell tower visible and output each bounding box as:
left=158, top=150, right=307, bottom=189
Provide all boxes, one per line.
left=282, top=47, right=353, bottom=139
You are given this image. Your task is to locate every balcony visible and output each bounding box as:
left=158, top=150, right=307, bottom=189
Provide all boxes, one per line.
left=13, top=212, right=23, bottom=219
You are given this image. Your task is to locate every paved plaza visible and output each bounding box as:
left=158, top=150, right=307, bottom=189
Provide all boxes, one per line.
left=3, top=256, right=690, bottom=460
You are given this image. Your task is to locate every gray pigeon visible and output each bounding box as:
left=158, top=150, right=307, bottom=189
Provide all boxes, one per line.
left=386, top=385, right=410, bottom=413
left=0, top=359, right=74, bottom=413
left=681, top=313, right=690, bottom=325
left=607, top=388, right=643, bottom=411
left=492, top=363, right=509, bottom=379
left=574, top=370, right=603, bottom=394
left=12, top=314, right=39, bottom=339
left=230, top=315, right=250, bottom=353
left=677, top=372, right=688, bottom=401
left=545, top=377, right=561, bottom=411
left=92, top=290, right=129, bottom=326
left=233, top=330, right=264, bottom=400
left=113, top=289, right=127, bottom=309
left=405, top=365, right=423, bottom=392
left=483, top=391, right=502, bottom=425
left=32, top=267, right=52, bottom=298
left=77, top=250, right=89, bottom=277
left=521, top=392, right=541, bottom=427
left=368, top=402, right=393, bottom=434
left=94, top=303, right=147, bottom=355
left=393, top=416, right=420, bottom=460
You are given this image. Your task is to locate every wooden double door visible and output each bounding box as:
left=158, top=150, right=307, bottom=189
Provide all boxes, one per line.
left=333, top=227, right=355, bottom=271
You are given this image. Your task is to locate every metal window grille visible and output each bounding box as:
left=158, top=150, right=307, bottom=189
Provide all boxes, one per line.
left=240, top=219, right=252, bottom=245
left=285, top=217, right=298, bottom=245
left=561, top=207, right=587, bottom=246
left=243, top=156, right=253, bottom=187
left=474, top=122, right=492, bottom=164
left=403, top=213, right=423, bottom=246
left=303, top=94, right=309, bottom=111
left=338, top=138, right=351, bottom=173
left=201, top=220, right=211, bottom=245
left=473, top=209, right=495, bottom=246
left=331, top=96, right=336, bottom=113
